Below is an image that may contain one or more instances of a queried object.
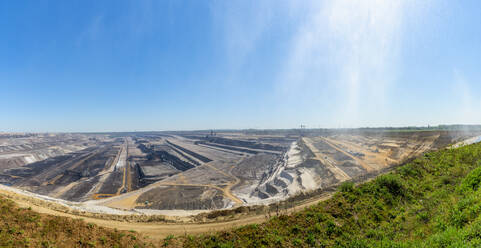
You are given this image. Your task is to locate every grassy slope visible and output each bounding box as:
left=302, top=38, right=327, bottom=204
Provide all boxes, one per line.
left=0, top=197, right=154, bottom=247
left=176, top=142, right=481, bottom=247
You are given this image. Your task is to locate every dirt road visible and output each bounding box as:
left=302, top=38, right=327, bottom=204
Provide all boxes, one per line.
left=202, top=162, right=243, bottom=205
left=0, top=186, right=332, bottom=241
left=91, top=140, right=129, bottom=200
left=100, top=158, right=244, bottom=209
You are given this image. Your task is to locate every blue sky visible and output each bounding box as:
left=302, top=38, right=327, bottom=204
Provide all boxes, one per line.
left=1, top=0, right=480, bottom=132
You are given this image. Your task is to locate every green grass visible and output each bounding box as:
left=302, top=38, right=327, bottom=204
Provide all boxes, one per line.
left=176, top=142, right=481, bottom=247
left=0, top=197, right=154, bottom=247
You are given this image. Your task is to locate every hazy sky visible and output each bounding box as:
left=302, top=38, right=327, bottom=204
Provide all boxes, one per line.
left=1, top=0, right=480, bottom=132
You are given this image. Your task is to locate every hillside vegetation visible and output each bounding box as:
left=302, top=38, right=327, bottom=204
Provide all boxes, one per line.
left=0, top=198, right=153, bottom=247
left=175, top=142, right=481, bottom=247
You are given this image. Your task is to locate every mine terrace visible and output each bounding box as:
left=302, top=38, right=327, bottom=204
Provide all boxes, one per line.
left=0, top=128, right=480, bottom=212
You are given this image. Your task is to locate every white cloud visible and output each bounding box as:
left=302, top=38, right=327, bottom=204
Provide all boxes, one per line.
left=280, top=0, right=413, bottom=126
left=452, top=70, right=481, bottom=124
left=210, top=0, right=442, bottom=127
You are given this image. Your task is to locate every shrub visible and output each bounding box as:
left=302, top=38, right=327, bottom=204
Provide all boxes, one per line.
left=375, top=174, right=406, bottom=197
left=459, top=166, right=481, bottom=192
left=340, top=181, right=355, bottom=193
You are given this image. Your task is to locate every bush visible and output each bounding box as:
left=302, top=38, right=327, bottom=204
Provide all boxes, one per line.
left=375, top=174, right=406, bottom=197
left=459, top=166, right=481, bottom=192
left=340, top=181, right=355, bottom=193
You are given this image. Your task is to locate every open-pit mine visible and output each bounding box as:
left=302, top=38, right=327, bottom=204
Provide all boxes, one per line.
left=0, top=129, right=480, bottom=217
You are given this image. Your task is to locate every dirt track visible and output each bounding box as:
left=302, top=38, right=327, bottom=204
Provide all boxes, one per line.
left=100, top=159, right=244, bottom=209
left=92, top=141, right=128, bottom=200
left=202, top=162, right=243, bottom=205
left=0, top=186, right=332, bottom=241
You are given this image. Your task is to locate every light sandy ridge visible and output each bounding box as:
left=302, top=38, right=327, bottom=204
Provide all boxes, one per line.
left=302, top=137, right=351, bottom=182
left=321, top=137, right=374, bottom=171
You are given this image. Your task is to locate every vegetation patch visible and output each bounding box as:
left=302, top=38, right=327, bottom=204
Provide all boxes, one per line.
left=0, top=198, right=153, bottom=247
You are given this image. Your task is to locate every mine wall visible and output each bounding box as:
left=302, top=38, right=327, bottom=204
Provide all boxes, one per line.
left=164, top=140, right=212, bottom=163
left=251, top=153, right=289, bottom=199
left=249, top=139, right=339, bottom=200
left=178, top=135, right=206, bottom=140
left=232, top=154, right=280, bottom=181
left=137, top=143, right=196, bottom=171
left=132, top=163, right=149, bottom=189
left=135, top=186, right=229, bottom=210
left=61, top=176, right=101, bottom=201
left=257, top=137, right=298, bottom=145
left=154, top=151, right=195, bottom=171
left=431, top=131, right=481, bottom=148
left=6, top=145, right=119, bottom=200
left=98, top=170, right=123, bottom=195
left=129, top=163, right=141, bottom=191
left=0, top=157, right=26, bottom=171
left=136, top=163, right=146, bottom=178
left=194, top=141, right=259, bottom=154
left=9, top=152, right=86, bottom=186
left=194, top=143, right=244, bottom=156
left=200, top=136, right=285, bottom=152
left=136, top=163, right=178, bottom=187
left=165, top=144, right=201, bottom=166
